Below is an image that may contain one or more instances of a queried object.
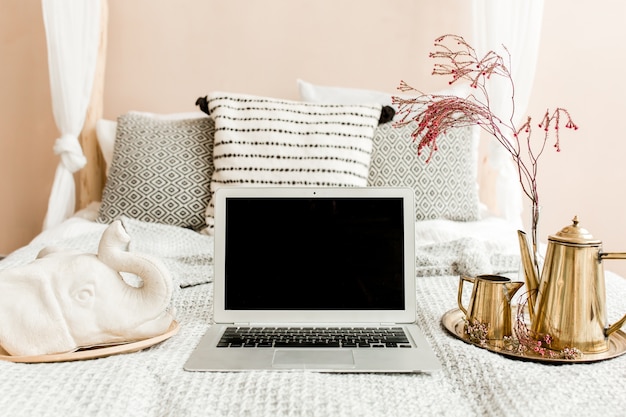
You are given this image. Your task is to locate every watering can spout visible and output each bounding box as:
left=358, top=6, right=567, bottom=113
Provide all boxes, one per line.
left=517, top=230, right=539, bottom=321
left=506, top=281, right=524, bottom=301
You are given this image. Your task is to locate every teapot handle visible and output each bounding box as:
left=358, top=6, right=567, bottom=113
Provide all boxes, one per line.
left=606, top=315, right=626, bottom=337
left=457, top=275, right=474, bottom=317
left=599, top=252, right=626, bottom=260
left=599, top=252, right=626, bottom=336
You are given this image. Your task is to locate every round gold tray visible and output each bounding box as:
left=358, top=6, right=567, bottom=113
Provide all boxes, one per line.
left=442, top=309, right=626, bottom=364
left=0, top=321, right=179, bottom=363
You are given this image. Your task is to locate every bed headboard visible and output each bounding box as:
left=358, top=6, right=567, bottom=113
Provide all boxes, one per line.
left=74, top=0, right=505, bottom=222
left=76, top=0, right=108, bottom=210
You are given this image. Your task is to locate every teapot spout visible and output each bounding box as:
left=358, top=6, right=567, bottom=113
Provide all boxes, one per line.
left=517, top=230, right=539, bottom=321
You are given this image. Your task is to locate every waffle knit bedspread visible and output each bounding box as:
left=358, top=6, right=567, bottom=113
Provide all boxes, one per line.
left=1, top=216, right=625, bottom=417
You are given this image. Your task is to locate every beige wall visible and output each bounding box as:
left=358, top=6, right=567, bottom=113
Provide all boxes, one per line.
left=2, top=0, right=626, bottom=276
left=527, top=0, right=626, bottom=278
left=101, top=0, right=469, bottom=115
left=0, top=0, right=56, bottom=254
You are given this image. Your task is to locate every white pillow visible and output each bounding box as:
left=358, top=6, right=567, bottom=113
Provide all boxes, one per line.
left=297, top=79, right=468, bottom=121
left=297, top=78, right=394, bottom=106
left=95, top=111, right=207, bottom=174
left=95, top=119, right=117, bottom=172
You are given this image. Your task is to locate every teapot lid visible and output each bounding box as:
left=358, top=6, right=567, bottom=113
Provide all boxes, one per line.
left=549, top=216, right=601, bottom=245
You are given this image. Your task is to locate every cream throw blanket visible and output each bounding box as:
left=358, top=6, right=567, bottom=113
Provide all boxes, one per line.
left=2, top=216, right=624, bottom=416
left=3, top=216, right=520, bottom=287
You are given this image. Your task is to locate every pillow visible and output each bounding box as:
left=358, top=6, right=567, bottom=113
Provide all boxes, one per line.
left=298, top=78, right=395, bottom=107
left=204, top=91, right=383, bottom=228
left=96, top=119, right=117, bottom=172
left=95, top=111, right=207, bottom=174
left=368, top=122, right=480, bottom=221
left=97, top=113, right=215, bottom=230
left=298, top=79, right=481, bottom=221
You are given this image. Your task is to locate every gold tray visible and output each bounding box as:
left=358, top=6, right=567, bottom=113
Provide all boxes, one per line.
left=441, top=309, right=626, bottom=364
left=0, top=321, right=179, bottom=363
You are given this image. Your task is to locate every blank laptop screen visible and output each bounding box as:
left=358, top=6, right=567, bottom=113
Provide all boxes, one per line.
left=224, top=197, right=405, bottom=310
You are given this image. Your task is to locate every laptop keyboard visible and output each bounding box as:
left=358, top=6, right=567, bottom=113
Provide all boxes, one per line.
left=217, top=326, right=412, bottom=348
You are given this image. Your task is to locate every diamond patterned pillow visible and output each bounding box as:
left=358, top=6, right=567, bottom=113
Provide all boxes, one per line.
left=368, top=122, right=480, bottom=221
left=205, top=91, right=382, bottom=228
left=97, top=113, right=215, bottom=230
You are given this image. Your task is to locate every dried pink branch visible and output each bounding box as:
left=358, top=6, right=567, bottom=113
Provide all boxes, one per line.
left=394, top=34, right=579, bottom=273
left=504, top=295, right=582, bottom=359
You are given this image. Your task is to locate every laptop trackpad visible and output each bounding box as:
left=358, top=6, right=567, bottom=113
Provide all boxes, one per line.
left=272, top=350, right=355, bottom=369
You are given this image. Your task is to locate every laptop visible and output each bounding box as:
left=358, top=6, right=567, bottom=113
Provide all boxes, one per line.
left=184, top=187, right=441, bottom=373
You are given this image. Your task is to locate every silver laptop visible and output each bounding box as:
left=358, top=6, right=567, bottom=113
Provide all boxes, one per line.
left=184, top=187, right=441, bottom=373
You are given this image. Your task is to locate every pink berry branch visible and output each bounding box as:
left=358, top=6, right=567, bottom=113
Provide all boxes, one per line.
left=505, top=297, right=581, bottom=359
left=393, top=34, right=578, bottom=272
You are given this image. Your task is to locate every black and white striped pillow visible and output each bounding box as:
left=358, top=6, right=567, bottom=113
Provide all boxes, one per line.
left=205, top=92, right=382, bottom=228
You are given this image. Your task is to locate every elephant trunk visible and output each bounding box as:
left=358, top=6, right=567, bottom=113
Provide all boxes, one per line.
left=97, top=221, right=173, bottom=323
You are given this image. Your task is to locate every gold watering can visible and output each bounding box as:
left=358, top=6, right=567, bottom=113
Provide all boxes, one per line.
left=518, top=216, right=626, bottom=353
left=457, top=275, right=523, bottom=346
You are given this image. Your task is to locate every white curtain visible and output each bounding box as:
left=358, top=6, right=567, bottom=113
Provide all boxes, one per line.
left=42, top=0, right=101, bottom=229
left=472, top=0, right=545, bottom=228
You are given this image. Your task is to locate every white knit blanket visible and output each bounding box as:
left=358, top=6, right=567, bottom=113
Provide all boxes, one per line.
left=1, top=216, right=625, bottom=417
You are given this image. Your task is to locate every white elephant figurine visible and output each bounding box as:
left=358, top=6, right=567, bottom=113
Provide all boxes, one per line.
left=0, top=220, right=174, bottom=356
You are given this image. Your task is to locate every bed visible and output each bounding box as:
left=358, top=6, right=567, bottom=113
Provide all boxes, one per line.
left=2, top=78, right=626, bottom=416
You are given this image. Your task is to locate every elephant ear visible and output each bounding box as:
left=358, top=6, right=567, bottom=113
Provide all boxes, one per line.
left=0, top=266, right=77, bottom=356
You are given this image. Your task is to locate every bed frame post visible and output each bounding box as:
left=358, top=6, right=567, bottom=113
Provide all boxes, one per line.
left=76, top=0, right=108, bottom=210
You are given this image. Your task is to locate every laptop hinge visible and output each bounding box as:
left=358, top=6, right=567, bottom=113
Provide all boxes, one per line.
left=232, top=322, right=401, bottom=327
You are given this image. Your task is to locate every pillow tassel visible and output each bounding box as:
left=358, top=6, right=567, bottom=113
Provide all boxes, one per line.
left=379, top=106, right=395, bottom=125
left=195, top=96, right=210, bottom=115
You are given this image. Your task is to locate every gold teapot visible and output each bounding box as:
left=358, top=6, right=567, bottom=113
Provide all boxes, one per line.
left=518, top=216, right=626, bottom=353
